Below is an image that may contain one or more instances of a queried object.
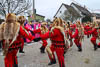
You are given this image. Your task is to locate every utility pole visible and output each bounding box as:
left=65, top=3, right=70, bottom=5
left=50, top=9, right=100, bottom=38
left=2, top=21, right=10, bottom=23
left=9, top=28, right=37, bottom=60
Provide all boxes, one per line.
left=33, top=0, right=35, bottom=20
left=33, top=0, right=35, bottom=14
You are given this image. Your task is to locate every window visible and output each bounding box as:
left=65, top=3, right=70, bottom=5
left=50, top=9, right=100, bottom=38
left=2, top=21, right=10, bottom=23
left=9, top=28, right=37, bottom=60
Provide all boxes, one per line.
left=96, top=17, right=100, bottom=19
left=60, top=11, right=62, bottom=13
left=20, top=0, right=25, bottom=3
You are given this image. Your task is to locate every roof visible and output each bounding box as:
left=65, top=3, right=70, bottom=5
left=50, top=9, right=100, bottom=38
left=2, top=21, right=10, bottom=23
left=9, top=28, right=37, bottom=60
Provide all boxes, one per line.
left=71, top=3, right=92, bottom=17
left=54, top=3, right=80, bottom=17
left=63, top=3, right=70, bottom=9
left=54, top=3, right=65, bottom=17
left=67, top=5, right=81, bottom=17
left=36, top=14, right=45, bottom=18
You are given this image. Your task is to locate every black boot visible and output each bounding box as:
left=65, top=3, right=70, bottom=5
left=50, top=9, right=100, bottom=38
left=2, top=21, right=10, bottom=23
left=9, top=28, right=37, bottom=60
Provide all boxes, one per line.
left=48, top=59, right=56, bottom=65
left=14, top=59, right=18, bottom=67
left=87, top=35, right=89, bottom=38
left=19, top=47, right=25, bottom=53
left=19, top=50, right=25, bottom=53
left=77, top=45, right=82, bottom=52
left=40, top=46, right=45, bottom=53
left=97, top=45, right=100, bottom=48
left=94, top=44, right=98, bottom=51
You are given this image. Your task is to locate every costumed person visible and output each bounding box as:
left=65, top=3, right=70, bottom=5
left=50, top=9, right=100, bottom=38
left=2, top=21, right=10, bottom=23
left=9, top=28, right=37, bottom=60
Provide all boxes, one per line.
left=96, top=22, right=100, bottom=48
left=25, top=22, right=33, bottom=43
left=84, top=22, right=92, bottom=38
left=25, top=22, right=48, bottom=53
left=97, top=27, right=100, bottom=48
left=65, top=22, right=73, bottom=48
left=72, top=21, right=84, bottom=52
left=0, top=13, right=38, bottom=67
left=23, top=20, right=28, bottom=42
left=39, top=22, right=48, bottom=53
left=17, top=16, right=31, bottom=53
left=20, top=22, right=47, bottom=53
left=70, top=23, right=76, bottom=32
left=39, top=18, right=69, bottom=67
left=33, top=22, right=41, bottom=38
left=87, top=22, right=98, bottom=50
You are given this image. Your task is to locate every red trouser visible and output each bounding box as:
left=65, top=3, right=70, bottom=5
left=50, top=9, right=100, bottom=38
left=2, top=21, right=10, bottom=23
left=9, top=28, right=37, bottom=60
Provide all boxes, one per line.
left=91, top=37, right=97, bottom=45
left=74, top=39, right=81, bottom=46
left=42, top=40, right=47, bottom=48
left=20, top=38, right=24, bottom=51
left=48, top=44, right=65, bottom=67
left=4, top=49, right=18, bottom=67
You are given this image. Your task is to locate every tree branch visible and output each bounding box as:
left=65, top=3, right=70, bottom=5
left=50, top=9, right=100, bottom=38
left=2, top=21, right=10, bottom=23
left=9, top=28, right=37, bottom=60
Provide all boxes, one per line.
left=0, top=0, right=31, bottom=16
left=12, top=0, right=20, bottom=13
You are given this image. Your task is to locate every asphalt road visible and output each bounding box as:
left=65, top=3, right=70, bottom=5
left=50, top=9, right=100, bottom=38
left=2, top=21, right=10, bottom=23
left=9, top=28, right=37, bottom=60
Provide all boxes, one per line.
left=0, top=36, right=100, bottom=67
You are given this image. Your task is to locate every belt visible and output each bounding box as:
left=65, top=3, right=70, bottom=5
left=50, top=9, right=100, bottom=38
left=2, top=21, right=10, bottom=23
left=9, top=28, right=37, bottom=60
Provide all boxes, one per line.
left=54, top=44, right=65, bottom=48
left=13, top=42, right=21, bottom=45
left=52, top=40, right=64, bottom=43
left=8, top=47, right=20, bottom=51
left=9, top=42, right=21, bottom=50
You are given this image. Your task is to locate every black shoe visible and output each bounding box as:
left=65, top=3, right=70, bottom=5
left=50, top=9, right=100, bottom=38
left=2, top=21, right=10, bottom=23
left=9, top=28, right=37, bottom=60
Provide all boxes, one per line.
left=40, top=50, right=45, bottom=53
left=94, top=45, right=98, bottom=51
left=87, top=35, right=89, bottom=38
left=78, top=48, right=82, bottom=52
left=19, top=50, right=25, bottom=53
left=94, top=47, right=98, bottom=51
left=48, top=60, right=56, bottom=65
left=77, top=45, right=82, bottom=52
left=97, top=45, right=100, bottom=48
left=40, top=46, right=45, bottom=53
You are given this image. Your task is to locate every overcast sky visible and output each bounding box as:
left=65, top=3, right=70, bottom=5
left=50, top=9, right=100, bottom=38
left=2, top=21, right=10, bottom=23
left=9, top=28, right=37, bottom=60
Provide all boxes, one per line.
left=33, top=0, right=100, bottom=19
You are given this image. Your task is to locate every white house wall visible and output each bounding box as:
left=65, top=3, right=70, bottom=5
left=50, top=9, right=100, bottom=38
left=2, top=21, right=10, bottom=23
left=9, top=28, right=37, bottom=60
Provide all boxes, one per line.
left=55, top=5, right=68, bottom=19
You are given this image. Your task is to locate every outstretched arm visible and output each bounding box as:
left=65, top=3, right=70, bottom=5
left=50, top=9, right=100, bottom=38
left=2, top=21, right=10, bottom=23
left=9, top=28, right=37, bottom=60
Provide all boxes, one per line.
left=88, top=28, right=96, bottom=34
left=41, top=29, right=58, bottom=40
left=19, top=26, right=35, bottom=41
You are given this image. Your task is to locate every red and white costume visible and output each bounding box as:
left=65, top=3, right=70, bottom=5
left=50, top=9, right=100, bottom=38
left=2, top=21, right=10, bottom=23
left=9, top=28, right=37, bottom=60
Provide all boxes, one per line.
left=41, top=26, right=66, bottom=67
left=0, top=22, right=35, bottom=67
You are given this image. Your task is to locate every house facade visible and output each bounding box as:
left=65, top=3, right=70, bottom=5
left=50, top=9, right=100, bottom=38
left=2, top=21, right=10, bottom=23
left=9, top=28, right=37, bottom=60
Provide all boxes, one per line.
left=54, top=4, right=70, bottom=21
left=92, top=13, right=100, bottom=22
left=54, top=3, right=92, bottom=23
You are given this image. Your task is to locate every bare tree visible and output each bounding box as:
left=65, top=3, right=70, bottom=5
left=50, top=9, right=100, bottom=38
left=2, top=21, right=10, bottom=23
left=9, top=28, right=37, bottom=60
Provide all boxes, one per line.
left=60, top=10, right=71, bottom=22
left=62, top=7, right=81, bottom=22
left=0, top=0, right=31, bottom=17
left=68, top=7, right=81, bottom=22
